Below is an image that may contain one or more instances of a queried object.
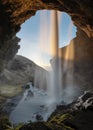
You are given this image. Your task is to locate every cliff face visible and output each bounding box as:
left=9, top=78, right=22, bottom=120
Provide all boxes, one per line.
left=60, top=28, right=93, bottom=62
left=56, top=28, right=93, bottom=93
left=0, top=0, right=93, bottom=72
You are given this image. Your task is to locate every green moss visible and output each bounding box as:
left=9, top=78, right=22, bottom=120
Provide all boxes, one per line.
left=0, top=116, right=12, bottom=130
left=0, top=85, right=22, bottom=97
left=5, top=124, right=23, bottom=130
left=0, top=116, right=23, bottom=130
left=46, top=113, right=75, bottom=130
left=1, top=113, right=75, bottom=130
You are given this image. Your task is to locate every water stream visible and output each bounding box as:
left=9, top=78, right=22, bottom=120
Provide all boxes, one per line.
left=9, top=83, right=57, bottom=124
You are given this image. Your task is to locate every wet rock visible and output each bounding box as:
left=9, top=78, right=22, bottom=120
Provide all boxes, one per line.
left=19, top=122, right=51, bottom=130
left=36, top=114, right=43, bottom=121
left=27, top=90, right=34, bottom=97
left=25, top=84, right=30, bottom=89
left=74, top=91, right=93, bottom=110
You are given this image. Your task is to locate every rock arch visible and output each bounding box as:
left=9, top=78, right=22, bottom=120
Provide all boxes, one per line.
left=0, top=0, right=93, bottom=72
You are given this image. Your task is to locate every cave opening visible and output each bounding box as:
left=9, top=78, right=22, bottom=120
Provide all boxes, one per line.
left=17, top=10, right=76, bottom=69
left=0, top=1, right=93, bottom=128
left=7, top=10, right=78, bottom=124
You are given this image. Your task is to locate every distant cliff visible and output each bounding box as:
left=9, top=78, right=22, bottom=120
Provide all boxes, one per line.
left=51, top=28, right=93, bottom=93
left=0, top=55, right=48, bottom=89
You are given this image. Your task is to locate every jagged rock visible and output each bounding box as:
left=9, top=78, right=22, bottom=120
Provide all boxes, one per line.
left=27, top=90, right=34, bottom=97
left=60, top=28, right=93, bottom=62
left=36, top=114, right=43, bottom=121
left=0, top=0, right=93, bottom=37
left=19, top=122, right=51, bottom=130
left=25, top=84, right=30, bottom=89
left=74, top=91, right=93, bottom=110
left=50, top=28, right=93, bottom=93
left=0, top=0, right=93, bottom=72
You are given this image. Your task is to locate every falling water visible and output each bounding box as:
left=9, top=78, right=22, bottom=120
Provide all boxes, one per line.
left=48, top=10, right=62, bottom=103
left=34, top=11, right=49, bottom=90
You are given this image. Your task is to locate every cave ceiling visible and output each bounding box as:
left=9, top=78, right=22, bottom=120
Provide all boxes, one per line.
left=0, top=0, right=93, bottom=38
left=0, top=0, right=93, bottom=72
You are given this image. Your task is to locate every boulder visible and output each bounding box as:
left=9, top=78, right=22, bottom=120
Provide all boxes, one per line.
left=36, top=114, right=43, bottom=121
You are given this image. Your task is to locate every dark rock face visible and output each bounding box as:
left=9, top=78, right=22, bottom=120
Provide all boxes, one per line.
left=60, top=28, right=93, bottom=62
left=53, top=28, right=93, bottom=93
left=0, top=0, right=93, bottom=37
left=36, top=114, right=43, bottom=121
left=74, top=91, right=93, bottom=110
left=0, top=36, right=20, bottom=72
left=0, top=0, right=93, bottom=72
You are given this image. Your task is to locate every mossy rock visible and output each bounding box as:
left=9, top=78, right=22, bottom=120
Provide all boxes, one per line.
left=46, top=113, right=75, bottom=130
left=0, top=116, right=12, bottom=130
left=19, top=122, right=51, bottom=130
left=19, top=114, right=75, bottom=130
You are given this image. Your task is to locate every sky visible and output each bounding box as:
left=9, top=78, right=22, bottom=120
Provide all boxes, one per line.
left=17, top=10, right=76, bottom=67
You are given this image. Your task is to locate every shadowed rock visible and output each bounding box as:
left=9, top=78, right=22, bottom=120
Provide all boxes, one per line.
left=0, top=0, right=93, bottom=72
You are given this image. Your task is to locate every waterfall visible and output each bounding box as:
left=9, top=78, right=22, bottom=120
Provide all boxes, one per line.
left=48, top=10, right=62, bottom=103
left=9, top=11, right=77, bottom=124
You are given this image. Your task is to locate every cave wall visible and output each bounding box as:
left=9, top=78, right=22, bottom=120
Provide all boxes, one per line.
left=0, top=0, right=93, bottom=72
left=57, top=28, right=93, bottom=92
left=60, top=28, right=93, bottom=62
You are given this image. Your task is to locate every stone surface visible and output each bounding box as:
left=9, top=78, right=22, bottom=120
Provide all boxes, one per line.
left=60, top=28, right=93, bottom=62
left=0, top=0, right=93, bottom=37
left=74, top=91, right=93, bottom=110
left=18, top=92, right=93, bottom=130
left=0, top=36, right=20, bottom=72
left=56, top=28, right=93, bottom=93
left=0, top=0, right=93, bottom=72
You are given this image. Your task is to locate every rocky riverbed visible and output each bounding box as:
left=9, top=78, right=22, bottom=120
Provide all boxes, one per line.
left=19, top=91, right=93, bottom=130
left=0, top=90, right=93, bottom=130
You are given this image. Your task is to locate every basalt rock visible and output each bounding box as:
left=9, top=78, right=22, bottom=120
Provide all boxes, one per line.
left=0, top=0, right=93, bottom=72
left=57, top=28, right=93, bottom=93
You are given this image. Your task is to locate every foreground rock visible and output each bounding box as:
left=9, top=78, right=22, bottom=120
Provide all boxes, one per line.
left=0, top=91, right=93, bottom=130
left=0, top=91, right=92, bottom=130
left=13, top=91, right=92, bottom=130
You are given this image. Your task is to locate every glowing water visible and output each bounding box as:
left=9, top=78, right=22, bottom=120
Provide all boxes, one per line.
left=48, top=10, right=62, bottom=103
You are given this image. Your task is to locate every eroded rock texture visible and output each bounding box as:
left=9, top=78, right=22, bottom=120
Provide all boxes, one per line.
left=0, top=0, right=93, bottom=72
left=57, top=28, right=93, bottom=93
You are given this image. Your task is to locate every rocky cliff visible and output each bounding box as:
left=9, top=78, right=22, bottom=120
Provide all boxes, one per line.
left=55, top=28, right=93, bottom=93
left=0, top=55, right=48, bottom=89
left=0, top=0, right=93, bottom=72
